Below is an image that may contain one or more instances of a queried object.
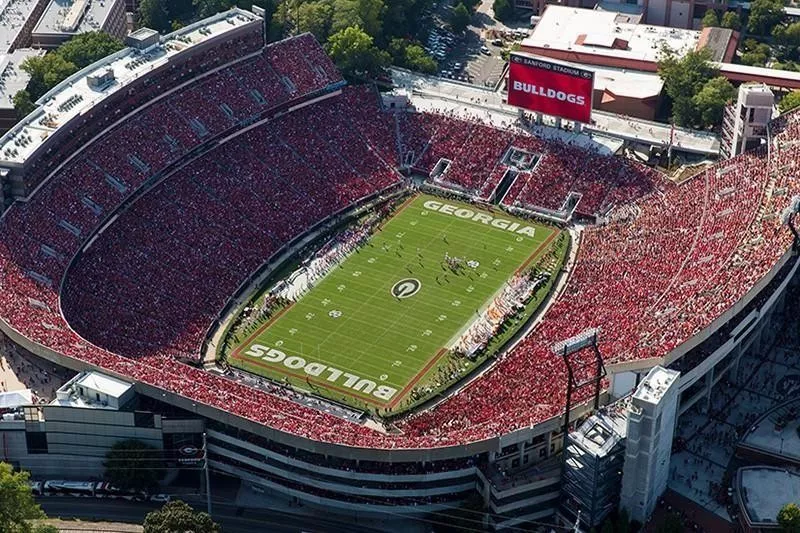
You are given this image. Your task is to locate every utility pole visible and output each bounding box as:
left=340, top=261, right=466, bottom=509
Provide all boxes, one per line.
left=202, top=432, right=212, bottom=516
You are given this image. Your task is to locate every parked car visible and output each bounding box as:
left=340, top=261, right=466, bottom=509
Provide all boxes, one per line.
left=481, top=45, right=491, bottom=55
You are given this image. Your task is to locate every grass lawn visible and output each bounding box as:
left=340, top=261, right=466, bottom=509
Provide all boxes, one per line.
left=227, top=194, right=560, bottom=414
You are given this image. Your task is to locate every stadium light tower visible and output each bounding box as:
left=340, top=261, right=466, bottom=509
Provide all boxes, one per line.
left=551, top=327, right=606, bottom=441
left=781, top=195, right=800, bottom=251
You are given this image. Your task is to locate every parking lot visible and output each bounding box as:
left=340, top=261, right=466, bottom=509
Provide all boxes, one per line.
left=423, top=0, right=527, bottom=89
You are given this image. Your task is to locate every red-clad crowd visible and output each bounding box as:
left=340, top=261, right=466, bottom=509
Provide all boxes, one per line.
left=61, top=87, right=403, bottom=361
left=0, top=31, right=798, bottom=450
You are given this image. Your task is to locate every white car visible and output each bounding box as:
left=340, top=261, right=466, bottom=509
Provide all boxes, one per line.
left=481, top=46, right=491, bottom=55
left=150, top=493, right=171, bottom=503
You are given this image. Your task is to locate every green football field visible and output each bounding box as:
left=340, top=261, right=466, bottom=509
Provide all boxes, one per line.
left=228, top=194, right=559, bottom=413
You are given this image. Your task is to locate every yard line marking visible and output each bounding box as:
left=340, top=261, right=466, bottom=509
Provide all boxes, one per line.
left=230, top=302, right=295, bottom=359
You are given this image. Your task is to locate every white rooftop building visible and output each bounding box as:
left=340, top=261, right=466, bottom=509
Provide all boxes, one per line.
left=31, top=0, right=126, bottom=49
left=620, top=366, right=680, bottom=523
left=51, top=370, right=134, bottom=409
left=521, top=6, right=701, bottom=67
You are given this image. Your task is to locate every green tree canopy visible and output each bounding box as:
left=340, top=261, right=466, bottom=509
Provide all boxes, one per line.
left=103, top=439, right=165, bottom=493
left=740, top=41, right=771, bottom=66
left=12, top=90, right=35, bottom=120
left=326, top=25, right=390, bottom=79
left=20, top=54, right=78, bottom=100
left=773, top=22, right=800, bottom=61
left=58, top=31, right=124, bottom=69
left=780, top=90, right=800, bottom=113
left=143, top=500, right=220, bottom=533
left=692, top=76, right=735, bottom=126
left=330, top=0, right=385, bottom=40
left=31, top=525, right=58, bottom=533
left=779, top=503, right=800, bottom=533
left=450, top=2, right=471, bottom=33
left=137, top=0, right=170, bottom=32
left=383, top=0, right=433, bottom=40
left=297, top=0, right=334, bottom=41
left=658, top=46, right=722, bottom=127
left=701, top=9, right=719, bottom=28
left=721, top=11, right=742, bottom=31
left=192, top=0, right=233, bottom=19
left=389, top=38, right=437, bottom=73
left=0, top=463, right=45, bottom=533
left=748, top=0, right=784, bottom=35
left=404, top=43, right=437, bottom=73
left=493, top=0, right=513, bottom=22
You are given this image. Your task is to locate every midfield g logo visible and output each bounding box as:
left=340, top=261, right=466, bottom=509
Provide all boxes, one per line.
left=391, top=278, right=421, bottom=299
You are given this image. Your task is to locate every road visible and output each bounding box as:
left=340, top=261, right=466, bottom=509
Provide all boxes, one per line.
left=39, top=497, right=387, bottom=533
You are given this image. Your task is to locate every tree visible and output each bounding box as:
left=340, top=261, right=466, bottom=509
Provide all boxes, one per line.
left=693, top=76, right=735, bottom=127
left=388, top=38, right=436, bottom=72
left=773, top=22, right=800, bottom=61
left=330, top=0, right=385, bottom=40
left=193, top=0, right=232, bottom=19
left=0, top=463, right=45, bottom=533
left=747, top=0, right=784, bottom=35
left=12, top=90, right=35, bottom=119
left=384, top=0, right=433, bottom=40
left=137, top=0, right=170, bottom=32
left=461, top=0, right=480, bottom=12
left=31, top=525, right=58, bottom=533
left=450, top=2, right=471, bottom=33
left=297, top=1, right=334, bottom=41
left=741, top=42, right=771, bottom=66
left=103, top=439, right=165, bottom=493
left=143, top=500, right=220, bottom=533
left=20, top=54, right=78, bottom=100
left=493, top=0, right=513, bottom=22
left=721, top=11, right=742, bottom=31
left=701, top=9, right=719, bottom=28
left=778, top=502, right=800, bottom=533
left=777, top=61, right=799, bottom=71
left=780, top=90, right=800, bottom=113
left=326, top=26, right=390, bottom=79
left=404, top=43, right=437, bottom=73
left=58, top=32, right=124, bottom=69
left=658, top=46, right=720, bottom=127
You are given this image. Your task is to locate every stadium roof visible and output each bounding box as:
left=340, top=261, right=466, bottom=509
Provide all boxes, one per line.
left=0, top=7, right=261, bottom=167
left=32, top=0, right=116, bottom=40
left=521, top=6, right=699, bottom=64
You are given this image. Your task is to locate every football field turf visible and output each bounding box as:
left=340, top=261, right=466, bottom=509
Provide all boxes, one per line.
left=228, top=194, right=559, bottom=413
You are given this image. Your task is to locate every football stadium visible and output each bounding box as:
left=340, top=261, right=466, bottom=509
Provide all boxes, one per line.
left=0, top=6, right=799, bottom=530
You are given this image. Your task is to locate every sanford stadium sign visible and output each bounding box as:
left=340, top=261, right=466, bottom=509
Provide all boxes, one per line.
left=507, top=54, right=594, bottom=124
